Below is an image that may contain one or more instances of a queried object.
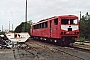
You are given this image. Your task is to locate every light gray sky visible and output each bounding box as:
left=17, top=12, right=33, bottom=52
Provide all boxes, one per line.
left=0, top=0, right=90, bottom=30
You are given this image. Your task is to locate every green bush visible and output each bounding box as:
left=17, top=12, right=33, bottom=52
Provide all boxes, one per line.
left=0, top=32, right=5, bottom=35
left=76, top=37, right=85, bottom=45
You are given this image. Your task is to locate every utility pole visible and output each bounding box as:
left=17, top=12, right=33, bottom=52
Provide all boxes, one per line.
left=25, top=0, right=27, bottom=32
left=26, top=0, right=27, bottom=22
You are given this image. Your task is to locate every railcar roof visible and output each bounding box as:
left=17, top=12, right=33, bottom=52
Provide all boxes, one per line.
left=32, top=15, right=78, bottom=25
left=32, top=16, right=58, bottom=25
left=59, top=15, right=78, bottom=18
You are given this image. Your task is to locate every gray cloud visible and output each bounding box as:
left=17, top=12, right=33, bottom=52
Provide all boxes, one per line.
left=0, top=0, right=90, bottom=30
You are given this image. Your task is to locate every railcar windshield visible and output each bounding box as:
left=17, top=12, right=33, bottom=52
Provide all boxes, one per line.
left=61, top=19, right=78, bottom=25
left=70, top=19, right=78, bottom=24
left=61, top=19, right=69, bottom=24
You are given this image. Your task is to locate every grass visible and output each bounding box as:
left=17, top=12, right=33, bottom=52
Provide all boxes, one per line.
left=76, top=37, right=90, bottom=45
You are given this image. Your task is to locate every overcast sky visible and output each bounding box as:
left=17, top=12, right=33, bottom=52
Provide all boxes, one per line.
left=0, top=0, right=90, bottom=31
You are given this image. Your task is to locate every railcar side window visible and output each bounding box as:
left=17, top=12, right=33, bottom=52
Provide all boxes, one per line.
left=34, top=25, right=37, bottom=29
left=61, top=19, right=69, bottom=24
left=42, top=23, right=44, bottom=28
left=44, top=22, right=48, bottom=28
left=54, top=18, right=58, bottom=25
left=37, top=24, right=40, bottom=29
left=33, top=22, right=48, bottom=29
left=40, top=23, right=42, bottom=28
left=41, top=22, right=48, bottom=28
left=40, top=23, right=43, bottom=28
left=35, top=25, right=38, bottom=29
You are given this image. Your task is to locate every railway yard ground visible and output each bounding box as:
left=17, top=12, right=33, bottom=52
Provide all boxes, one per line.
left=0, top=38, right=90, bottom=60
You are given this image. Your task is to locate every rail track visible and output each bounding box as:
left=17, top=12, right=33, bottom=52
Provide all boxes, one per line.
left=68, top=45, right=90, bottom=53
left=13, top=38, right=90, bottom=60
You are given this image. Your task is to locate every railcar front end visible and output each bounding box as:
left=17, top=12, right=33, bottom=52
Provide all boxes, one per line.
left=59, top=15, right=80, bottom=45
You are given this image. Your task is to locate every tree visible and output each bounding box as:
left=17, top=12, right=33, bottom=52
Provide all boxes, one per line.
left=14, top=20, right=33, bottom=34
left=80, top=12, right=90, bottom=40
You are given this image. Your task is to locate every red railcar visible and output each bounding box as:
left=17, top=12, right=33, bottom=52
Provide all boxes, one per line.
left=30, top=15, right=80, bottom=45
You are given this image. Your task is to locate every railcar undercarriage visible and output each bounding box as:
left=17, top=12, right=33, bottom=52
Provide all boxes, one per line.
left=31, top=36, right=77, bottom=46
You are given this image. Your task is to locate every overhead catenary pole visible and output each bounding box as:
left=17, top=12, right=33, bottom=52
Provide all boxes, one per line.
left=2, top=25, right=3, bottom=32
left=80, top=11, right=81, bottom=20
left=9, top=21, right=10, bottom=32
left=12, top=24, right=13, bottom=31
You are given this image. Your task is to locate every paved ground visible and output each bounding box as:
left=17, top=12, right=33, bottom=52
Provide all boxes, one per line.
left=0, top=49, right=15, bottom=60
left=0, top=49, right=20, bottom=60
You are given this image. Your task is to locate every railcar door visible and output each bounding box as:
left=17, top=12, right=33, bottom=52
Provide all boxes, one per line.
left=52, top=18, right=59, bottom=38
left=50, top=18, right=59, bottom=38
left=50, top=20, right=52, bottom=37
